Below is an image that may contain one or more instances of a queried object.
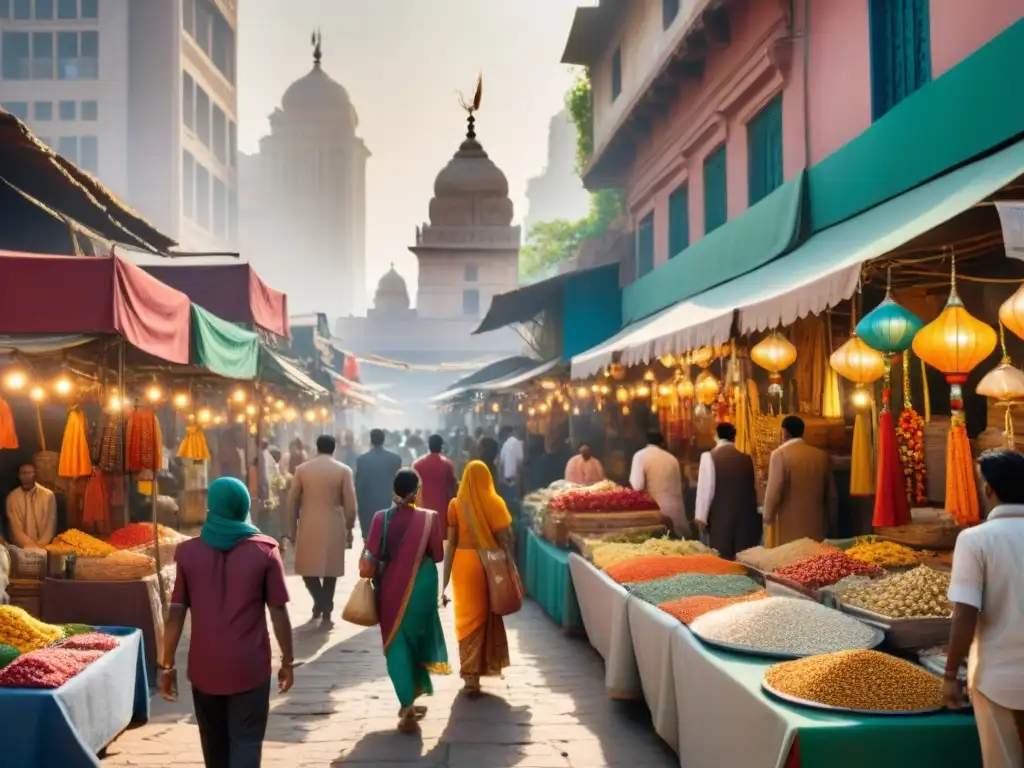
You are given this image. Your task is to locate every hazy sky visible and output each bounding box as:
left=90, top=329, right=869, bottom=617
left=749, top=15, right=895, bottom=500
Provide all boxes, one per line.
left=237, top=0, right=582, bottom=304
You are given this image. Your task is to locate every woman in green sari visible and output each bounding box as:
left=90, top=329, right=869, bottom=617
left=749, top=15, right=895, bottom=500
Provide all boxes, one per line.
left=359, top=469, right=450, bottom=732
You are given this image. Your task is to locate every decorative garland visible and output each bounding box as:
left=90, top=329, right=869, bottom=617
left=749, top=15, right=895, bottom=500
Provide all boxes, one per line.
left=896, top=352, right=928, bottom=506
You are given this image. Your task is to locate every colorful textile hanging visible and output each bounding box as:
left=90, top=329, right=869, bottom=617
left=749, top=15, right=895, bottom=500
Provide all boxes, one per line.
left=126, top=408, right=163, bottom=473
left=0, top=396, right=18, bottom=450
left=850, top=411, right=875, bottom=496
left=896, top=352, right=927, bottom=506
left=792, top=316, right=827, bottom=415
left=177, top=425, right=211, bottom=461
left=97, top=411, right=123, bottom=473
left=58, top=409, right=93, bottom=478
left=81, top=470, right=111, bottom=535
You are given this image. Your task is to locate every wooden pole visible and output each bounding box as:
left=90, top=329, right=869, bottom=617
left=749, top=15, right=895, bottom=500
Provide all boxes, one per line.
left=150, top=475, right=167, bottom=617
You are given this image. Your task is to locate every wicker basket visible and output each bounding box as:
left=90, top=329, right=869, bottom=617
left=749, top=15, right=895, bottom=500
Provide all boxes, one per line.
left=8, top=577, right=42, bottom=617
left=127, top=539, right=183, bottom=566
left=873, top=523, right=961, bottom=551
left=542, top=510, right=663, bottom=548
left=74, top=555, right=155, bottom=581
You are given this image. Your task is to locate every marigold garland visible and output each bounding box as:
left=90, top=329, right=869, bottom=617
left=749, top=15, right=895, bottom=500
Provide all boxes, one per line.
left=896, top=409, right=927, bottom=506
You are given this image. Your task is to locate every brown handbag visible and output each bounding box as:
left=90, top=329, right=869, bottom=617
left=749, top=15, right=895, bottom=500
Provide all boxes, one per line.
left=462, top=501, right=524, bottom=616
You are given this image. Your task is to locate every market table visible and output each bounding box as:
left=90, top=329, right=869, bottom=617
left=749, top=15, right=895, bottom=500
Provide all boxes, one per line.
left=42, top=575, right=164, bottom=684
left=628, top=598, right=680, bottom=752
left=568, top=553, right=640, bottom=698
left=669, top=621, right=982, bottom=768
left=523, top=530, right=582, bottom=631
left=0, top=626, right=150, bottom=768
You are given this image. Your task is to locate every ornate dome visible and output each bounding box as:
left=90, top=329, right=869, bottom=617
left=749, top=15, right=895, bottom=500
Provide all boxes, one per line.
left=373, top=264, right=410, bottom=312
left=428, top=116, right=514, bottom=227
left=280, top=41, right=358, bottom=129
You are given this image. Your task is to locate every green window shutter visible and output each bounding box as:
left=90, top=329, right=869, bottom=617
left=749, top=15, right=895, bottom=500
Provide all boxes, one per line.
left=747, top=95, right=783, bottom=206
left=703, top=146, right=727, bottom=234
left=636, top=213, right=655, bottom=277
left=668, top=184, right=689, bottom=258
left=870, top=0, right=931, bottom=120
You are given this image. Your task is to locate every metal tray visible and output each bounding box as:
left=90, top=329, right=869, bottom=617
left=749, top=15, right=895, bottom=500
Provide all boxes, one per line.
left=761, top=680, right=945, bottom=716
left=695, top=624, right=885, bottom=660
left=918, top=652, right=966, bottom=681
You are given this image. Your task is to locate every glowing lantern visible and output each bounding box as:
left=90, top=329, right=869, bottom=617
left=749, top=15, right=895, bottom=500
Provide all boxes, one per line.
left=657, top=384, right=673, bottom=397
left=635, top=384, right=650, bottom=398
left=695, top=370, right=719, bottom=406
left=977, top=323, right=1024, bottom=448
left=615, top=387, right=630, bottom=403
left=677, top=377, right=694, bottom=398
left=690, top=347, right=714, bottom=368
left=659, top=354, right=677, bottom=367
left=751, top=332, right=798, bottom=397
left=830, top=336, right=885, bottom=385
left=643, top=369, right=656, bottom=382
left=999, top=282, right=1024, bottom=341
left=856, top=295, right=922, bottom=356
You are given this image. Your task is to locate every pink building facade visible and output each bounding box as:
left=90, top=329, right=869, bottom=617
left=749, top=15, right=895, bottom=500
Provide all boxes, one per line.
left=563, top=0, right=1024, bottom=277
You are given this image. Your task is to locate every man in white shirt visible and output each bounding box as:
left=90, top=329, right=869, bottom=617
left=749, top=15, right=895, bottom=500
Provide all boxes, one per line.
left=565, top=443, right=606, bottom=487
left=693, top=423, right=760, bottom=559
left=945, top=449, right=1024, bottom=766
left=5, top=464, right=57, bottom=549
left=498, top=427, right=524, bottom=489
left=629, top=432, right=688, bottom=537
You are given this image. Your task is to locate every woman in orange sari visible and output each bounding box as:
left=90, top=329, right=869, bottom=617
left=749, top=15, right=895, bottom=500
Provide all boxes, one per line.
left=441, top=460, right=513, bottom=693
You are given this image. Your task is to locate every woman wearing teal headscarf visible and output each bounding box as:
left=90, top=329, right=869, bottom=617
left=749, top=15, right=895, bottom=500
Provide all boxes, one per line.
left=201, top=477, right=261, bottom=550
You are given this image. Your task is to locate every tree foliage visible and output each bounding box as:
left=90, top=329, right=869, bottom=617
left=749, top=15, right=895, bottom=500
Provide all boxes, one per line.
left=520, top=70, right=625, bottom=280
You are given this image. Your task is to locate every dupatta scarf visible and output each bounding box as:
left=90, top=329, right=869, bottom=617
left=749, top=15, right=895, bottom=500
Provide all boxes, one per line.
left=377, top=505, right=436, bottom=651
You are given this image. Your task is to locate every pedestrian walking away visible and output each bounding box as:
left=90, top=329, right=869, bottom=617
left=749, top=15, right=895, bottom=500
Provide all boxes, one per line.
left=693, top=422, right=761, bottom=560
left=355, top=428, right=403, bottom=542
left=288, top=434, right=357, bottom=625
left=412, top=434, right=458, bottom=515
left=158, top=477, right=295, bottom=768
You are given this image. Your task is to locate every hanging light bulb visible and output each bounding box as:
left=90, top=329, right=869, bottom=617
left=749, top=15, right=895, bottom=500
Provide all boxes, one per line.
left=319, top=406, right=329, bottom=418
left=658, top=384, right=673, bottom=397
left=245, top=404, right=257, bottom=416
left=2, top=370, right=26, bottom=391
left=751, top=332, right=798, bottom=397
left=691, top=347, right=714, bottom=368
left=108, top=394, right=121, bottom=411
left=572, top=405, right=580, bottom=415
left=490, top=402, right=501, bottom=413
left=197, top=408, right=212, bottom=424
left=145, top=384, right=163, bottom=403
left=528, top=407, right=536, bottom=417
left=53, top=376, right=73, bottom=396
left=29, top=386, right=45, bottom=402
left=851, top=388, right=872, bottom=409
left=275, top=399, right=285, bottom=410
left=659, top=354, right=677, bottom=367
left=621, top=405, right=630, bottom=416
left=517, top=403, right=524, bottom=412
left=643, top=369, right=656, bottom=382
left=575, top=386, right=590, bottom=399
left=635, top=384, right=650, bottom=398
left=538, top=403, right=550, bottom=414
left=173, top=392, right=190, bottom=409
left=615, top=387, right=629, bottom=403
left=231, top=388, right=247, bottom=404
left=677, top=371, right=695, bottom=398
left=284, top=407, right=298, bottom=422
left=303, top=409, right=317, bottom=422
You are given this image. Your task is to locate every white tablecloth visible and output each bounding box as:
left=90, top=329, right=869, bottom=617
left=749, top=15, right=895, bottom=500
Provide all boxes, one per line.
left=568, top=553, right=641, bottom=698
left=628, top=599, right=681, bottom=752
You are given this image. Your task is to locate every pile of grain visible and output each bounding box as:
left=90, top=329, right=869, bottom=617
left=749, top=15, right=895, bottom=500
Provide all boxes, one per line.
left=838, top=565, right=952, bottom=618
left=591, top=539, right=714, bottom=570
left=659, top=591, right=768, bottom=625
left=624, top=573, right=760, bottom=605
left=606, top=554, right=746, bottom=584
left=737, top=538, right=833, bottom=573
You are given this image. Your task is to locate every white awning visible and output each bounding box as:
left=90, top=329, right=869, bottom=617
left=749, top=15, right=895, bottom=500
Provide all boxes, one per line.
left=571, top=136, right=1024, bottom=379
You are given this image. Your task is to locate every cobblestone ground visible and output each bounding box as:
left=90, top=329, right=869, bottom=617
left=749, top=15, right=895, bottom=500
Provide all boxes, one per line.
left=102, top=557, right=677, bottom=768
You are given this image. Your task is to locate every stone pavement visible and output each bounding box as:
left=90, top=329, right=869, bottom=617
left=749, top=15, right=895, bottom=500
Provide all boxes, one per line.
left=102, top=559, right=677, bottom=768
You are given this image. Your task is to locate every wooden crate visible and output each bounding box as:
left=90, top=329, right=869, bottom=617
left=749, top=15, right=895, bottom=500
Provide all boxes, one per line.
left=8, top=577, right=42, bottom=618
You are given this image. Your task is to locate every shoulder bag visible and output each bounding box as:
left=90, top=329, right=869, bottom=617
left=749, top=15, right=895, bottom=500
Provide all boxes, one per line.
left=341, top=507, right=396, bottom=627
left=462, top=500, right=524, bottom=616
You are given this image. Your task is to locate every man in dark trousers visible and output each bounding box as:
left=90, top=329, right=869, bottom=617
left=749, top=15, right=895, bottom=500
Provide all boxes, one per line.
left=354, top=428, right=402, bottom=542
left=692, top=422, right=761, bottom=560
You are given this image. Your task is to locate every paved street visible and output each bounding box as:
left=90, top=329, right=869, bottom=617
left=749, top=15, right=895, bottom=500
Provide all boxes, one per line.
left=102, top=558, right=677, bottom=768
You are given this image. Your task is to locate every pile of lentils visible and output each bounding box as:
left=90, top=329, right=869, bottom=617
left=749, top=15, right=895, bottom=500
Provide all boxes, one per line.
left=839, top=565, right=952, bottom=618
left=625, top=573, right=760, bottom=605
left=737, top=538, right=833, bottom=573
left=689, top=597, right=879, bottom=656
left=773, top=551, right=885, bottom=590
left=764, top=649, right=944, bottom=712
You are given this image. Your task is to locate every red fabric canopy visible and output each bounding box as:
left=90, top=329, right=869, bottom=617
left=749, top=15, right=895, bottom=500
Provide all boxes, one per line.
left=0, top=251, right=190, bottom=363
left=143, top=264, right=290, bottom=338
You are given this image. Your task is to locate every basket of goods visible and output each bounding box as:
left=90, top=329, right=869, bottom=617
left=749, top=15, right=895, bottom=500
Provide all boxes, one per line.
left=45, top=529, right=117, bottom=558
left=0, top=647, right=104, bottom=689
left=586, top=538, right=713, bottom=570
left=873, top=522, right=961, bottom=551
left=767, top=551, right=885, bottom=599
left=543, top=486, right=662, bottom=546
left=688, top=596, right=884, bottom=659
left=736, top=538, right=836, bottom=583
left=7, top=545, right=47, bottom=579
left=0, top=605, right=64, bottom=653
left=762, top=649, right=944, bottom=715
left=74, top=549, right=155, bottom=581
left=108, top=522, right=188, bottom=564
left=835, top=565, right=952, bottom=650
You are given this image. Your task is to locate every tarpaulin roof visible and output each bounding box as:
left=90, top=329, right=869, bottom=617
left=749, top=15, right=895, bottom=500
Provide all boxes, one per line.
left=0, top=251, right=190, bottom=363
left=0, top=110, right=176, bottom=252
left=259, top=347, right=329, bottom=396
left=145, top=264, right=290, bottom=338
left=190, top=305, right=259, bottom=380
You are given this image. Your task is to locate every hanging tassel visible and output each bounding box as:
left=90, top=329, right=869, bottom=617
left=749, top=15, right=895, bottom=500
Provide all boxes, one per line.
left=921, top=358, right=931, bottom=424
left=946, top=424, right=980, bottom=526
left=850, top=408, right=875, bottom=496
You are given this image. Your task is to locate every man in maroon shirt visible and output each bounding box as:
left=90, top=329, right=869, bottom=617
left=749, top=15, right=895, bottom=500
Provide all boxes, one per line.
left=413, top=434, right=458, bottom=515
left=158, top=477, right=294, bottom=768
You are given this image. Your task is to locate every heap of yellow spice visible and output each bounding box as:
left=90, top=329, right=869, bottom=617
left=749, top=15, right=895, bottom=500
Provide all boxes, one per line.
left=45, top=529, right=117, bottom=558
left=0, top=606, right=64, bottom=653
left=845, top=537, right=920, bottom=569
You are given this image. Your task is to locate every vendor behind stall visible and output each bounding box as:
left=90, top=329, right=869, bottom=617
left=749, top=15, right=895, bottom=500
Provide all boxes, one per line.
left=5, top=464, right=56, bottom=548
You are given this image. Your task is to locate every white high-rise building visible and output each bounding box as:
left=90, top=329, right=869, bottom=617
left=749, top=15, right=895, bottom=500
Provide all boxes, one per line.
left=0, top=0, right=238, bottom=253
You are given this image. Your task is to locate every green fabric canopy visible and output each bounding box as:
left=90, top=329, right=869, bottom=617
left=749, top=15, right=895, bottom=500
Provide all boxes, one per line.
left=190, top=304, right=259, bottom=380
left=621, top=171, right=805, bottom=325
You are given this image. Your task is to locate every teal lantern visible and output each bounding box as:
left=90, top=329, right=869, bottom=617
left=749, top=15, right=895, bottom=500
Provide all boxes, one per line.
left=855, top=271, right=923, bottom=354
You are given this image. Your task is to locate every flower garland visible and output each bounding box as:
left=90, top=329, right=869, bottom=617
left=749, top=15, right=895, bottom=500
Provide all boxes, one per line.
left=896, top=352, right=928, bottom=506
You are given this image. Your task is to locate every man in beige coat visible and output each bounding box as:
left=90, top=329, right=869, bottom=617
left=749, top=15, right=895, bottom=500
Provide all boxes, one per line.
left=288, top=435, right=357, bottom=625
left=763, top=415, right=838, bottom=546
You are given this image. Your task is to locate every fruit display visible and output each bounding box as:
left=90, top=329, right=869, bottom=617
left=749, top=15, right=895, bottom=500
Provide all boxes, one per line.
left=845, top=537, right=920, bottom=568
left=0, top=647, right=104, bottom=689
left=589, top=538, right=714, bottom=570
left=605, top=554, right=746, bottom=584
left=772, top=551, right=885, bottom=590
left=689, top=597, right=879, bottom=656
left=59, top=632, right=119, bottom=652
left=737, top=538, right=835, bottom=573
left=107, top=523, right=186, bottom=549
left=45, top=529, right=117, bottom=558
left=0, top=605, right=64, bottom=653
left=625, top=573, right=761, bottom=605
left=764, top=649, right=943, bottom=712
left=549, top=486, right=659, bottom=513
left=659, top=591, right=768, bottom=625
left=838, top=565, right=952, bottom=619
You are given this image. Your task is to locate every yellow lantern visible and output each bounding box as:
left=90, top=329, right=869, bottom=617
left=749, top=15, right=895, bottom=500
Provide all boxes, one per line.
left=659, top=354, right=677, bottom=367
left=691, top=347, right=714, bottom=369
left=695, top=370, right=719, bottom=406
left=615, top=387, right=629, bottom=403
left=635, top=384, right=651, bottom=398
left=677, top=378, right=694, bottom=398
left=830, top=336, right=885, bottom=384
left=751, top=332, right=798, bottom=398
left=977, top=323, right=1024, bottom=447
left=999, top=282, right=1024, bottom=341
left=643, top=369, right=656, bottom=382
left=657, top=384, right=673, bottom=397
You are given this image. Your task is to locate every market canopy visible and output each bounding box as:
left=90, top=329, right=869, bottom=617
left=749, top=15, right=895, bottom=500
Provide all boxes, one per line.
left=144, top=264, right=290, bottom=338
left=571, top=136, right=1024, bottom=379
left=0, top=251, right=191, bottom=364
left=190, top=305, right=259, bottom=380
left=429, top=355, right=538, bottom=403
left=259, top=347, right=329, bottom=397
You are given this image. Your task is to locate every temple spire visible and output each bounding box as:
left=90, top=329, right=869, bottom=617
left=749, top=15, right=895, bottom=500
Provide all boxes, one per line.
left=311, top=28, right=322, bottom=67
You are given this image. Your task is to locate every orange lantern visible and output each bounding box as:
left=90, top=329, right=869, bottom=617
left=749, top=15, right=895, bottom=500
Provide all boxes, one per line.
left=830, top=336, right=885, bottom=385
left=690, top=347, right=714, bottom=369
left=751, top=332, right=797, bottom=398
left=695, top=370, right=719, bottom=406
left=999, top=282, right=1024, bottom=341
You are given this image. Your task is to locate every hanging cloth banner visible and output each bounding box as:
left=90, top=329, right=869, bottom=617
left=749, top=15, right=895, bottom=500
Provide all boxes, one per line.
left=994, top=201, right=1024, bottom=259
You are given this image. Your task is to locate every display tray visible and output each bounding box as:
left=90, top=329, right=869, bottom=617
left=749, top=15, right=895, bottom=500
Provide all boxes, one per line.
left=695, top=624, right=885, bottom=661
left=761, top=679, right=945, bottom=716
left=918, top=652, right=966, bottom=682
left=763, top=573, right=823, bottom=602
left=836, top=602, right=952, bottom=651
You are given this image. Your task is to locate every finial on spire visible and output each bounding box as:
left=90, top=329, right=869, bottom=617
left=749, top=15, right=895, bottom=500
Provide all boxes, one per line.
left=311, top=28, right=322, bottom=66
left=457, top=73, right=483, bottom=141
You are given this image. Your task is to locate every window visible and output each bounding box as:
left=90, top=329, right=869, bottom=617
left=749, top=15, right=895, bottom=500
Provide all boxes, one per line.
left=228, top=186, right=237, bottom=241
left=213, top=177, right=227, bottom=237
left=462, top=289, right=480, bottom=317
left=663, top=0, right=679, bottom=29
left=1, top=102, right=28, bottom=119
left=869, top=0, right=931, bottom=120
left=228, top=120, right=236, bottom=166
left=58, top=31, right=98, bottom=79
left=196, top=164, right=210, bottom=228
left=636, top=212, right=655, bottom=277
left=13, top=0, right=29, bottom=19
left=80, top=0, right=96, bottom=18
left=747, top=95, right=783, bottom=205
left=183, top=0, right=194, bottom=37
left=34, top=101, right=52, bottom=120
left=703, top=145, right=727, bottom=234
left=611, top=47, right=622, bottom=101
left=194, top=0, right=211, bottom=55
left=668, top=184, right=689, bottom=258
left=195, top=86, right=210, bottom=146
left=212, top=104, right=226, bottom=163
left=81, top=99, right=97, bottom=120
left=34, top=0, right=53, bottom=18
left=59, top=99, right=75, bottom=120
left=182, top=72, right=194, bottom=130
left=212, top=11, right=234, bottom=83
left=464, top=265, right=478, bottom=282
left=2, top=32, right=30, bottom=80
left=182, top=151, right=195, bottom=220
left=57, top=135, right=77, bottom=163
left=31, top=32, right=53, bottom=79
left=78, top=135, right=97, bottom=173
left=56, top=0, right=74, bottom=18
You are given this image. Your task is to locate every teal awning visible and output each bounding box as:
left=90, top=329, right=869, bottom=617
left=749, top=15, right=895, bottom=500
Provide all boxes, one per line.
left=190, top=304, right=259, bottom=380
left=573, top=137, right=1024, bottom=379
left=621, top=171, right=805, bottom=325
